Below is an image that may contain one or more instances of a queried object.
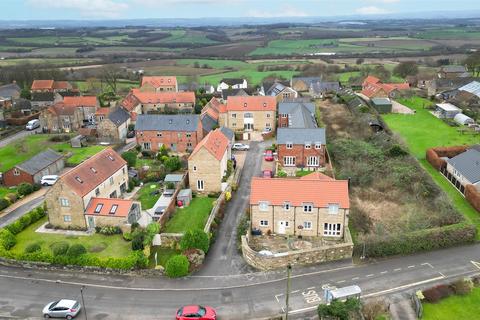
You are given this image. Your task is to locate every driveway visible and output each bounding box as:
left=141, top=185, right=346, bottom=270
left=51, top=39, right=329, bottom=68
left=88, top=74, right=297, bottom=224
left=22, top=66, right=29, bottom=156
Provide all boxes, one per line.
left=197, top=140, right=267, bottom=276
left=0, top=128, right=41, bottom=148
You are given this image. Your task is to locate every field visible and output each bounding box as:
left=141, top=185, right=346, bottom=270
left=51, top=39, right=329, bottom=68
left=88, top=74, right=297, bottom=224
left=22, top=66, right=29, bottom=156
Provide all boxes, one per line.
left=422, top=287, right=480, bottom=320
left=163, top=197, right=215, bottom=233
left=0, top=134, right=105, bottom=172
left=10, top=217, right=131, bottom=258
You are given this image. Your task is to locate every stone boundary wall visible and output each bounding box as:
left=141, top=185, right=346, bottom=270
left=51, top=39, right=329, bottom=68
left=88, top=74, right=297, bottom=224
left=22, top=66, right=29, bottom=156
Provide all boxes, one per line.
left=241, top=228, right=354, bottom=271
left=156, top=233, right=183, bottom=248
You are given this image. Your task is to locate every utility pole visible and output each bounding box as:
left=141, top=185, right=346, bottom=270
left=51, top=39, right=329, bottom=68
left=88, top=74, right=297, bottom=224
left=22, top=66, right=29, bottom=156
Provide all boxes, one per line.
left=80, top=286, right=88, bottom=320
left=285, top=264, right=292, bottom=320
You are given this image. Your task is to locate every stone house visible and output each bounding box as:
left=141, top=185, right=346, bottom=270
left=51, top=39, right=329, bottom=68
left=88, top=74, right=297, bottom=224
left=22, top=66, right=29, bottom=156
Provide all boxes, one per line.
left=3, top=149, right=64, bottom=187
left=135, top=114, right=203, bottom=153
left=39, top=96, right=99, bottom=132
left=277, top=128, right=327, bottom=169
left=219, top=96, right=277, bottom=133
left=309, top=81, right=341, bottom=99
left=361, top=76, right=409, bottom=99
left=259, top=81, right=298, bottom=103
left=291, top=77, right=322, bottom=92
left=250, top=172, right=350, bottom=238
left=140, top=76, right=178, bottom=92
left=121, top=89, right=195, bottom=114
left=188, top=128, right=230, bottom=194
left=445, top=146, right=480, bottom=194
left=97, top=107, right=131, bottom=142
left=45, top=148, right=130, bottom=230
left=217, top=78, right=248, bottom=92
left=0, top=82, right=21, bottom=109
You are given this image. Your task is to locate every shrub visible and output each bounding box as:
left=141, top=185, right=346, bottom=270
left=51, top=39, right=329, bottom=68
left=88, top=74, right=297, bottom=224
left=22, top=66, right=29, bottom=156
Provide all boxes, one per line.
left=422, top=285, right=454, bottom=303
left=362, top=299, right=388, bottom=320
left=132, top=230, right=145, bottom=251
left=123, top=232, right=133, bottom=241
left=17, top=183, right=34, bottom=196
left=387, top=144, right=408, bottom=157
left=0, top=229, right=16, bottom=250
left=318, top=298, right=360, bottom=320
left=98, top=226, right=122, bottom=235
left=6, top=220, right=23, bottom=235
left=277, top=171, right=287, bottom=177
left=165, top=254, right=190, bottom=278
left=19, top=214, right=32, bottom=230
left=121, top=151, right=137, bottom=168
left=141, top=150, right=155, bottom=158
left=180, top=229, right=210, bottom=253
left=452, top=278, right=473, bottom=295
left=24, top=242, right=41, bottom=253
left=0, top=198, right=9, bottom=210
left=4, top=193, right=17, bottom=203
left=144, top=222, right=160, bottom=246
left=67, top=244, right=87, bottom=257
left=51, top=241, right=70, bottom=256
left=164, top=156, right=181, bottom=172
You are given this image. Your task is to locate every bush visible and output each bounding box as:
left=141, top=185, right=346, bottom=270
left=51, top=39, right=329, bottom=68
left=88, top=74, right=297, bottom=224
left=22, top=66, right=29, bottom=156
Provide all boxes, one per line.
left=4, top=193, right=17, bottom=203
left=452, top=278, right=473, bottom=295
left=132, top=230, right=145, bottom=251
left=165, top=254, right=190, bottom=278
left=51, top=241, right=70, bottom=256
left=387, top=144, right=408, bottom=157
left=423, top=285, right=454, bottom=303
left=0, top=229, right=16, bottom=250
left=180, top=229, right=210, bottom=253
left=318, top=298, right=360, bottom=320
left=24, top=242, right=41, bottom=253
left=141, top=150, right=155, bottom=158
left=98, top=226, right=122, bottom=235
left=0, top=198, right=9, bottom=210
left=123, top=232, right=133, bottom=241
left=17, top=183, right=34, bottom=196
left=164, top=156, right=181, bottom=172
left=277, top=170, right=287, bottom=177
left=6, top=220, right=23, bottom=235
left=121, top=151, right=137, bottom=168
left=143, top=222, right=160, bottom=246
left=67, top=244, right=87, bottom=257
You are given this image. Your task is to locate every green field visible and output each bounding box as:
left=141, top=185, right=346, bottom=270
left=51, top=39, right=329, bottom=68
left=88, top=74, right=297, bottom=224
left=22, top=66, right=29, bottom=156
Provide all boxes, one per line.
left=0, top=134, right=105, bottom=172
left=422, top=287, right=480, bottom=320
left=0, top=58, right=101, bottom=67
left=415, top=28, right=480, bottom=40
left=10, top=217, right=131, bottom=258
left=7, top=35, right=130, bottom=46
left=164, top=197, right=215, bottom=233
left=156, top=30, right=218, bottom=44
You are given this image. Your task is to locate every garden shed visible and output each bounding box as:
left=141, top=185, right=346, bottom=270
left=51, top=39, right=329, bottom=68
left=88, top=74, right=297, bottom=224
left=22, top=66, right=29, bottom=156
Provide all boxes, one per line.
left=454, top=113, right=475, bottom=126
left=164, top=174, right=183, bottom=187
left=371, top=98, right=392, bottom=114
left=435, top=103, right=462, bottom=119
left=177, top=189, right=192, bottom=207
left=71, top=135, right=87, bottom=148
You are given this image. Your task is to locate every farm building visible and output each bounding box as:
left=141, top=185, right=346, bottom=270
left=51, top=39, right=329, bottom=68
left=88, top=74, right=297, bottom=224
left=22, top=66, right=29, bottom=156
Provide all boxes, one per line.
left=454, top=113, right=475, bottom=126
left=435, top=103, right=462, bottom=119
left=371, top=98, right=392, bottom=114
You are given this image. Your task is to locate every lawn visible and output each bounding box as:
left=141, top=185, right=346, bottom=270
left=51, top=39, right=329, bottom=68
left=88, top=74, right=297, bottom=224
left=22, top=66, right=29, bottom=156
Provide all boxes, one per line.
left=422, top=287, right=480, bottom=320
left=0, top=134, right=105, bottom=172
left=10, top=217, right=131, bottom=258
left=149, top=247, right=180, bottom=267
left=136, top=182, right=162, bottom=210
left=163, top=197, right=215, bottom=233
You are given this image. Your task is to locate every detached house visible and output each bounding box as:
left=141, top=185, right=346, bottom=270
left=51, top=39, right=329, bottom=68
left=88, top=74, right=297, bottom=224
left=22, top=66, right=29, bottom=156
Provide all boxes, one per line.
left=0, top=82, right=21, bottom=109
left=188, top=128, right=230, bottom=193
left=361, top=76, right=410, bottom=99
left=39, top=96, right=99, bottom=132
left=140, top=76, right=178, bottom=92
left=217, top=78, right=248, bottom=92
left=259, top=81, right=298, bottom=103
left=45, top=148, right=138, bottom=231
left=277, top=128, right=327, bottom=169
left=445, top=146, right=480, bottom=194
left=135, top=114, right=203, bottom=153
left=97, top=107, right=131, bottom=142
left=121, top=89, right=196, bottom=114
left=250, top=172, right=349, bottom=238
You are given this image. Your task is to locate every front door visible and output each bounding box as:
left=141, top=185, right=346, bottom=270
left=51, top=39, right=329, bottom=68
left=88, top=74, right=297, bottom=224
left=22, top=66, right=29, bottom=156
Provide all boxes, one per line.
left=278, top=221, right=287, bottom=234
left=87, top=216, right=95, bottom=230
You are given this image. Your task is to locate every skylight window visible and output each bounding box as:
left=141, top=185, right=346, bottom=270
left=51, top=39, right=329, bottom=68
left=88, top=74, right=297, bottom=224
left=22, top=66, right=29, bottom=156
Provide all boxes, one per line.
left=75, top=176, right=83, bottom=183
left=109, top=205, right=118, bottom=214
left=94, top=203, right=103, bottom=213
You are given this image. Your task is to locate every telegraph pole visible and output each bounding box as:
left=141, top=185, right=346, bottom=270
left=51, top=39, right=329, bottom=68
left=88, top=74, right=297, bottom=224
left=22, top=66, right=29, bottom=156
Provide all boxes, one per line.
left=80, top=285, right=88, bottom=320
left=285, top=264, right=292, bottom=320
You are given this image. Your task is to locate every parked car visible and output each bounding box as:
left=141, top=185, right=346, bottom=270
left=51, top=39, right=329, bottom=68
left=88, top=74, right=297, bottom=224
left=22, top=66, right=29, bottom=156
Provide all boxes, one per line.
left=262, top=170, right=273, bottom=178
left=232, top=143, right=250, bottom=151
left=26, top=119, right=40, bottom=131
left=264, top=150, right=274, bottom=161
left=126, top=131, right=135, bottom=138
left=262, top=127, right=272, bottom=134
left=176, top=305, right=216, bottom=320
left=41, top=175, right=59, bottom=186
left=43, top=299, right=81, bottom=319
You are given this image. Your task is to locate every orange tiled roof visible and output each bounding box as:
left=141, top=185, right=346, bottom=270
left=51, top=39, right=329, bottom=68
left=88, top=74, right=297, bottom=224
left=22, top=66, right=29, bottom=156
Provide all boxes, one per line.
left=95, top=107, right=110, bottom=115
left=130, top=89, right=195, bottom=104
left=63, top=96, right=97, bottom=107
left=85, top=197, right=133, bottom=217
left=141, top=76, right=177, bottom=88
left=250, top=173, right=349, bottom=208
left=362, top=77, right=409, bottom=98
left=31, top=80, right=54, bottom=90
left=52, top=81, right=70, bottom=90
left=121, top=91, right=141, bottom=112
left=299, top=172, right=334, bottom=181
left=226, top=96, right=276, bottom=112
left=363, top=75, right=381, bottom=85
left=189, top=128, right=229, bottom=161
left=47, top=102, right=76, bottom=116
left=60, top=148, right=126, bottom=197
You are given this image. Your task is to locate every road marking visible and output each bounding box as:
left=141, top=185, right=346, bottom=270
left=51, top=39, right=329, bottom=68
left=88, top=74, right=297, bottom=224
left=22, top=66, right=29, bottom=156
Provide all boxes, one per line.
left=421, top=262, right=434, bottom=268
left=366, top=274, right=374, bottom=277
left=394, top=268, right=402, bottom=272
left=363, top=276, right=446, bottom=298
left=337, top=280, right=346, bottom=284
left=380, top=271, right=388, bottom=274
left=352, top=277, right=359, bottom=280
left=291, top=290, right=299, bottom=294
left=439, top=272, right=446, bottom=277
left=471, top=261, right=480, bottom=270
left=274, top=294, right=282, bottom=303
left=307, top=286, right=315, bottom=290
left=407, top=265, right=415, bottom=269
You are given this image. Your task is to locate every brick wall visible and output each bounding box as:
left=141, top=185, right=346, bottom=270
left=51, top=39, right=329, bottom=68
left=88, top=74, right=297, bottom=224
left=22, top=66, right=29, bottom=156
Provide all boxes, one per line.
left=136, top=130, right=201, bottom=153
left=278, top=144, right=326, bottom=167
left=3, top=168, right=34, bottom=187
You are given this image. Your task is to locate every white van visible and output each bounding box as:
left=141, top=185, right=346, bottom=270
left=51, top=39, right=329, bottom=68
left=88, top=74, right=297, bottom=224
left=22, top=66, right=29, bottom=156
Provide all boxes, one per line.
left=26, top=119, right=40, bottom=131
left=40, top=175, right=59, bottom=186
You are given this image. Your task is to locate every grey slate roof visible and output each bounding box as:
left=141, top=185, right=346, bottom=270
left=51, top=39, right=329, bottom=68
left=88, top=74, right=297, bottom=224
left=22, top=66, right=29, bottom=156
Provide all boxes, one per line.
left=221, top=88, right=248, bottom=100
left=441, top=66, right=467, bottom=73
left=0, top=83, right=21, bottom=99
left=310, top=81, right=341, bottom=93
left=446, top=148, right=480, bottom=184
left=220, top=126, right=234, bottom=141
left=135, top=114, right=199, bottom=132
left=292, top=77, right=323, bottom=85
left=220, top=78, right=245, bottom=86
left=278, top=102, right=317, bottom=129
left=16, top=149, right=63, bottom=175
left=201, top=113, right=217, bottom=133
left=108, top=107, right=130, bottom=127
left=32, top=92, right=55, bottom=102
left=371, top=98, right=392, bottom=106
left=277, top=128, right=326, bottom=145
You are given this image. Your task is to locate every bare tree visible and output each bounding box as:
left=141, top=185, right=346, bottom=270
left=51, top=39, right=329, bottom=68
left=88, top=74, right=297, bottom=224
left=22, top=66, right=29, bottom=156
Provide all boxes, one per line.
left=101, top=67, right=122, bottom=95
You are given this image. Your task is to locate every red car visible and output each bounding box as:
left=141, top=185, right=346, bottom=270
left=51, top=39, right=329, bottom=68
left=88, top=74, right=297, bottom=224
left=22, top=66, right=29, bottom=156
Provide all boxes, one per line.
left=176, top=305, right=216, bottom=320
left=262, top=170, right=273, bottom=178
left=264, top=150, right=274, bottom=161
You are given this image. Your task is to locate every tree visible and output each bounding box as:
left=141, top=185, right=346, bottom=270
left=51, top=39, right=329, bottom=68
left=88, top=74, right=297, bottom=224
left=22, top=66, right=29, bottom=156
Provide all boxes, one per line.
left=85, top=77, right=103, bottom=95
left=465, top=52, right=480, bottom=77
left=20, top=88, right=31, bottom=100
left=121, top=151, right=137, bottom=168
left=165, top=255, right=190, bottom=278
left=164, top=156, right=181, bottom=172
left=101, top=67, right=122, bottom=95
left=393, top=61, right=419, bottom=78
left=180, top=229, right=210, bottom=253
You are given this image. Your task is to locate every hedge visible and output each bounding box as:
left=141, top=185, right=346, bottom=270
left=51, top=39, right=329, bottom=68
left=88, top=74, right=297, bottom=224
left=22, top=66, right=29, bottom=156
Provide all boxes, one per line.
left=354, top=223, right=477, bottom=258
left=0, top=229, right=16, bottom=250
left=5, top=206, right=46, bottom=235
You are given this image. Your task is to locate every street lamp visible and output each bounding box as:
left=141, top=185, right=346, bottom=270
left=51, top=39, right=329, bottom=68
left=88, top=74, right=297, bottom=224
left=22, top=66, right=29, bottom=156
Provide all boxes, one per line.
left=80, top=286, right=88, bottom=320
left=285, top=264, right=292, bottom=320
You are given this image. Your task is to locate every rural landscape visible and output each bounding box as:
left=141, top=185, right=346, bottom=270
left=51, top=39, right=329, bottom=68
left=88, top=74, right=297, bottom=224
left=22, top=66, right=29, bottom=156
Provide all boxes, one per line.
left=1, top=2, right=480, bottom=320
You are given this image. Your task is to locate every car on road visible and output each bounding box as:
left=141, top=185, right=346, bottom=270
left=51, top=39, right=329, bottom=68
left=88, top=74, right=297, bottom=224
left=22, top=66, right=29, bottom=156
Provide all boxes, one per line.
left=176, top=305, right=216, bottom=320
left=41, top=175, right=59, bottom=186
left=264, top=150, right=274, bottom=161
left=232, top=143, right=249, bottom=151
left=26, top=119, right=40, bottom=131
left=262, top=170, right=273, bottom=178
left=43, top=299, right=81, bottom=319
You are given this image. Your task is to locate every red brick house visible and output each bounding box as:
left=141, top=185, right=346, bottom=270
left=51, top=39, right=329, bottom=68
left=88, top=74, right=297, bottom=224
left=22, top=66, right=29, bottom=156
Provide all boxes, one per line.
left=120, top=89, right=195, bottom=114
left=135, top=114, right=203, bottom=153
left=31, top=80, right=72, bottom=93
left=361, top=76, right=409, bottom=99
left=277, top=128, right=327, bottom=169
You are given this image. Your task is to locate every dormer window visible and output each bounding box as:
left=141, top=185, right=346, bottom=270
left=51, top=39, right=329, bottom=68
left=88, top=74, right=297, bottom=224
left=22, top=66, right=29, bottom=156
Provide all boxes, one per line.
left=186, top=119, right=190, bottom=124
left=13, top=168, right=20, bottom=176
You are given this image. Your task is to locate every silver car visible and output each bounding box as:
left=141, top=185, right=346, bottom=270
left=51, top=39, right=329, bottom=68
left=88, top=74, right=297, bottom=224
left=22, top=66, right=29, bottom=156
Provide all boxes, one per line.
left=43, top=299, right=81, bottom=319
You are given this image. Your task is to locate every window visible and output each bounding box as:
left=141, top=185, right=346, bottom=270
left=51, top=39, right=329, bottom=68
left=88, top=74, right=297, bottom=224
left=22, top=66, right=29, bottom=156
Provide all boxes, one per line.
left=281, top=113, right=288, bottom=118
left=122, top=167, right=126, bottom=175
left=284, top=156, right=296, bottom=166
left=110, top=190, right=117, bottom=198
left=307, top=156, right=319, bottom=167
left=259, top=201, right=269, bottom=211
left=286, top=143, right=293, bottom=149
left=193, top=165, right=197, bottom=172
left=244, top=113, right=253, bottom=118
left=94, top=203, right=103, bottom=213
left=260, top=220, right=269, bottom=227
left=328, top=204, right=339, bottom=215
left=305, top=143, right=311, bottom=149
left=143, top=142, right=151, bottom=150
left=303, top=221, right=312, bottom=230
left=285, top=221, right=289, bottom=227
left=266, top=123, right=271, bottom=127
left=266, top=113, right=271, bottom=118
left=110, top=205, right=118, bottom=214
left=303, top=204, right=313, bottom=212
left=186, top=133, right=191, bottom=138
left=324, top=223, right=342, bottom=236
left=283, top=202, right=291, bottom=211
left=231, top=113, right=237, bottom=118
left=232, top=123, right=236, bottom=127
left=157, top=132, right=162, bottom=137
left=63, top=215, right=72, bottom=222
left=187, top=142, right=192, bottom=148
left=109, top=177, right=114, bottom=185
left=60, top=198, right=69, bottom=207
left=197, top=180, right=204, bottom=191
left=13, top=168, right=20, bottom=176
left=177, top=133, right=182, bottom=139
left=315, top=143, right=322, bottom=149
left=95, top=188, right=100, bottom=196
left=90, top=167, right=97, bottom=174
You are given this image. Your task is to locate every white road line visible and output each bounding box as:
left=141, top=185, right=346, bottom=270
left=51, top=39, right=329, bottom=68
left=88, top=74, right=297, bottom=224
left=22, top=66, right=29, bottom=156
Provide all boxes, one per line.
left=337, top=280, right=346, bottom=284
left=439, top=272, right=446, bottom=277
left=352, top=277, right=359, bottom=280
left=275, top=294, right=282, bottom=303
left=408, top=265, right=415, bottom=269
left=366, top=274, right=374, bottom=277
left=307, top=286, right=315, bottom=290
left=291, top=290, right=300, bottom=294
left=421, top=262, right=434, bottom=268
left=362, top=276, right=445, bottom=298
left=380, top=271, right=388, bottom=274
left=471, top=261, right=480, bottom=270
left=394, top=268, right=402, bottom=272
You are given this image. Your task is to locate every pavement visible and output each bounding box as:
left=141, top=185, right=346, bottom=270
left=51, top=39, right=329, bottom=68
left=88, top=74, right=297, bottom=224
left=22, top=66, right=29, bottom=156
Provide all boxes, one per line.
left=0, top=193, right=45, bottom=228
left=0, top=128, right=41, bottom=148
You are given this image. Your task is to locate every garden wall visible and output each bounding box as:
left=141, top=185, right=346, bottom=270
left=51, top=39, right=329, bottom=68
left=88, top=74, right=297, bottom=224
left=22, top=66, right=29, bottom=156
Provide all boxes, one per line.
left=158, top=173, right=187, bottom=227
left=241, top=228, right=354, bottom=271
left=465, top=185, right=480, bottom=212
